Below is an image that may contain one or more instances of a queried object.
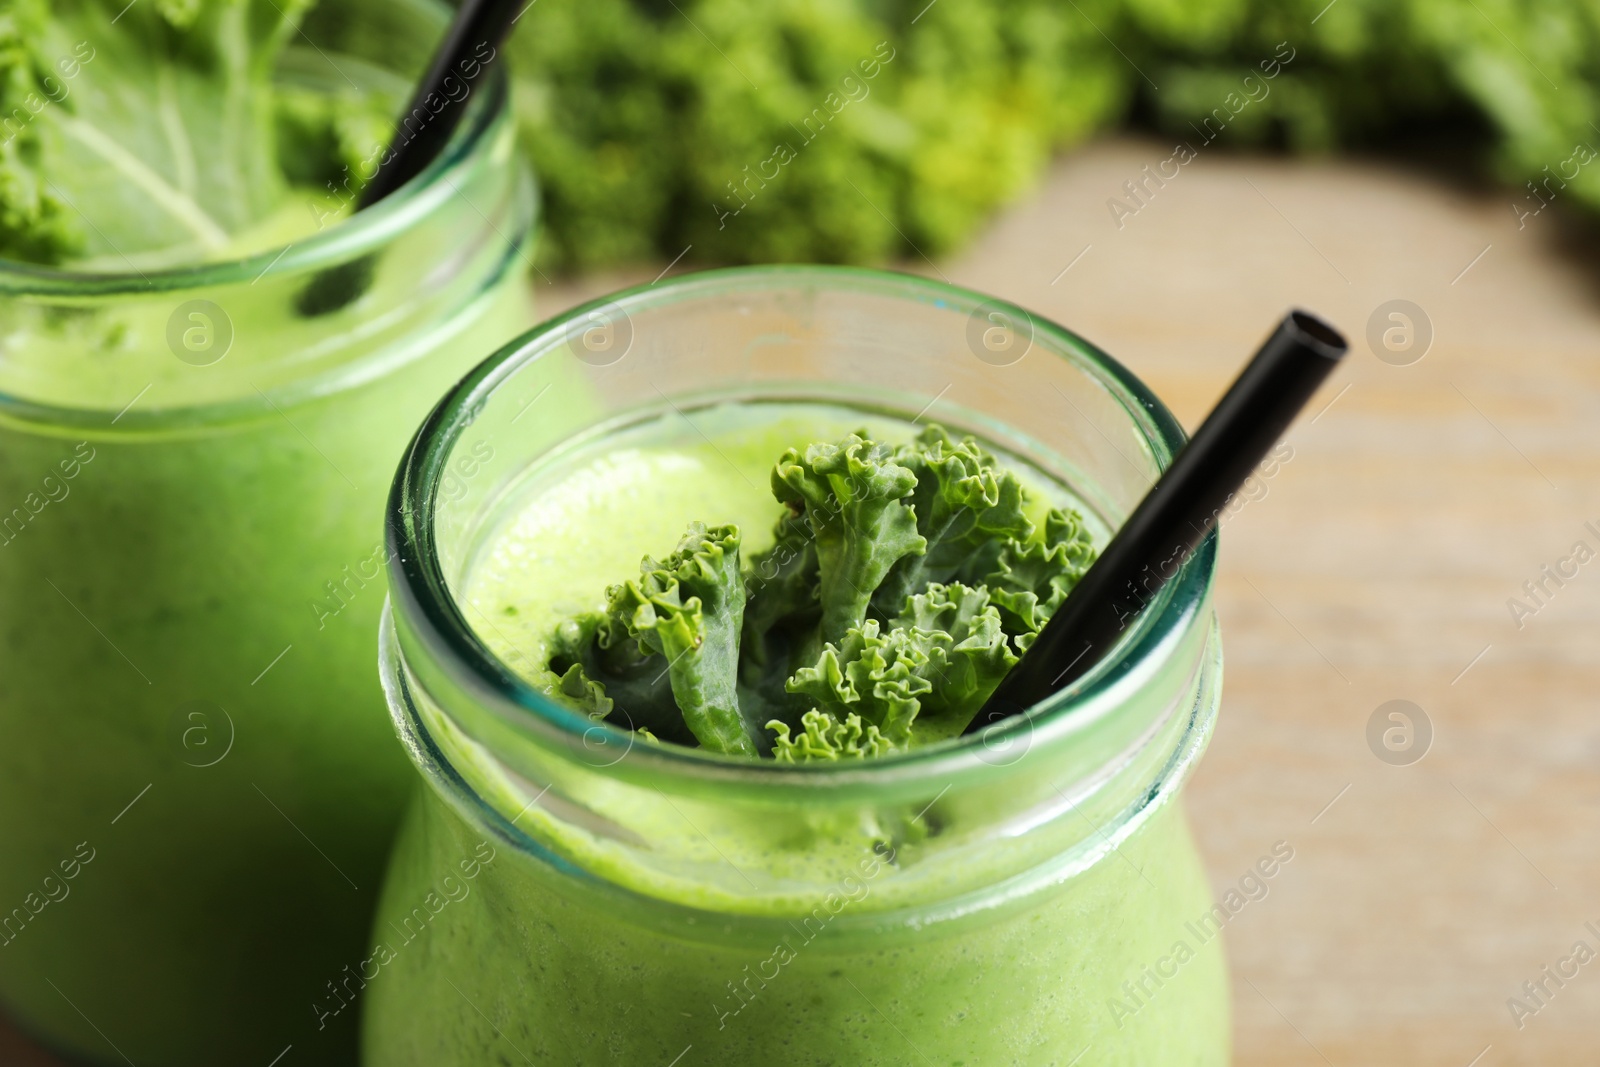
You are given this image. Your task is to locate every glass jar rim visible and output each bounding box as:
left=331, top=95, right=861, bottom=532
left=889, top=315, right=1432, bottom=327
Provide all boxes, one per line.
left=386, top=264, right=1218, bottom=792
left=0, top=70, right=509, bottom=299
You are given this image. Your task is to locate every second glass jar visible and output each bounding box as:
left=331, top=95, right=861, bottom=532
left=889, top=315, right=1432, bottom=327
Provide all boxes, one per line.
left=0, top=5, right=537, bottom=1063
left=368, top=267, right=1230, bottom=1065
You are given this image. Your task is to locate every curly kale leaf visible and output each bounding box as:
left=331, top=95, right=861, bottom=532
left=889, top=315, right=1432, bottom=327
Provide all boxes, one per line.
left=541, top=426, right=1098, bottom=762
left=0, top=0, right=324, bottom=265
left=780, top=582, right=1017, bottom=758
left=769, top=709, right=893, bottom=763
left=552, top=657, right=613, bottom=719
left=549, top=523, right=758, bottom=756
left=978, top=507, right=1097, bottom=651
left=501, top=0, right=1124, bottom=273
left=0, top=1, right=84, bottom=262
left=872, top=425, right=1033, bottom=615
left=505, top=0, right=1600, bottom=280
left=0, top=0, right=416, bottom=266
left=737, top=509, right=821, bottom=724
left=771, top=432, right=926, bottom=647
left=548, top=611, right=692, bottom=744
left=893, top=582, right=1018, bottom=736
left=785, top=619, right=929, bottom=748
left=611, top=522, right=754, bottom=756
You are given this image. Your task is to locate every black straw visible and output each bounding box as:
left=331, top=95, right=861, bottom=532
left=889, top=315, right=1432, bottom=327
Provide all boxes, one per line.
left=356, top=0, right=524, bottom=210
left=965, top=310, right=1349, bottom=733
left=296, top=0, right=525, bottom=317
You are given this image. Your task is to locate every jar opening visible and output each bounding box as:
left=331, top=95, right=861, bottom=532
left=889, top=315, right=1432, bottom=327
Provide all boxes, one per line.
left=386, top=266, right=1218, bottom=795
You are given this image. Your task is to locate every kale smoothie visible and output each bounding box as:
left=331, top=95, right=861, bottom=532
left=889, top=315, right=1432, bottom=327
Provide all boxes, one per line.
left=367, top=399, right=1230, bottom=1065
left=0, top=1, right=537, bottom=1062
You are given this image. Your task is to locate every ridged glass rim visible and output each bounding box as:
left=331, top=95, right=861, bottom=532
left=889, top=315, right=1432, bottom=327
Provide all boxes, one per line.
left=386, top=264, right=1218, bottom=789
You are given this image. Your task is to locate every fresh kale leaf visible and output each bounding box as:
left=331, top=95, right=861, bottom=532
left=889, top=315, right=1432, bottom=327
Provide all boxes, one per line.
left=784, top=582, right=1017, bottom=749
left=871, top=425, right=1034, bottom=616
left=770, top=709, right=893, bottom=763
left=0, top=0, right=397, bottom=266
left=540, top=425, right=1099, bottom=762
left=1, top=0, right=306, bottom=264
left=552, top=655, right=614, bottom=719
left=550, top=523, right=758, bottom=756
left=893, top=582, right=1019, bottom=736
left=771, top=432, right=926, bottom=647
left=611, top=523, right=755, bottom=756
left=979, top=507, right=1097, bottom=651
left=737, top=509, right=821, bottom=726
left=784, top=619, right=930, bottom=749
left=548, top=611, right=690, bottom=744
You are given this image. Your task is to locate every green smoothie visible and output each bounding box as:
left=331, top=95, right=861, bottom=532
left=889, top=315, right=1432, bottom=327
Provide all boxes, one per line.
left=365, top=404, right=1230, bottom=1064
left=0, top=3, right=538, bottom=1061
left=0, top=281, right=530, bottom=1067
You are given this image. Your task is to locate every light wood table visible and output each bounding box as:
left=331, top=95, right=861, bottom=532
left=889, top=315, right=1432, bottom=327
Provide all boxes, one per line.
left=941, top=139, right=1600, bottom=1067
left=8, top=138, right=1597, bottom=1065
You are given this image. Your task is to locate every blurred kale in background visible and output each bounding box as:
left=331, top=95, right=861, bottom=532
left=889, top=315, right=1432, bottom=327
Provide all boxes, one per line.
left=2, top=0, right=1590, bottom=271
left=505, top=0, right=1600, bottom=271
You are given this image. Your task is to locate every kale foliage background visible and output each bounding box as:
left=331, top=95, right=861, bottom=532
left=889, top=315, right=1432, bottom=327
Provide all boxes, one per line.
left=503, top=0, right=1600, bottom=271
left=3, top=0, right=1589, bottom=270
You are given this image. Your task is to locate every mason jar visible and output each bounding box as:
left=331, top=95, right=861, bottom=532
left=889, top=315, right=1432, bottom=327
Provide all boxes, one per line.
left=370, top=266, right=1228, bottom=1065
left=0, top=5, right=537, bottom=1063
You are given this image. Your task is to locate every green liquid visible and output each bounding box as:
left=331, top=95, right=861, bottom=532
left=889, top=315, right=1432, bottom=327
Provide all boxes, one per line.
left=364, top=405, right=1230, bottom=1064
left=0, top=280, right=534, bottom=1066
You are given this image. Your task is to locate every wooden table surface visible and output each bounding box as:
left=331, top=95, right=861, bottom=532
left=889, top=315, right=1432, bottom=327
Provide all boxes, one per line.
left=941, top=140, right=1600, bottom=1067
left=8, top=139, right=1598, bottom=1065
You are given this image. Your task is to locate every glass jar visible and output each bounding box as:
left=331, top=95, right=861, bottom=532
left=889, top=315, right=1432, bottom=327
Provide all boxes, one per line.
left=372, top=266, right=1227, bottom=1065
left=0, top=5, right=537, bottom=1064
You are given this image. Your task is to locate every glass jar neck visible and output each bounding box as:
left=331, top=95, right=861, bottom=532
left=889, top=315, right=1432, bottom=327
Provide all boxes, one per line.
left=383, top=585, right=1220, bottom=927
left=379, top=266, right=1223, bottom=925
